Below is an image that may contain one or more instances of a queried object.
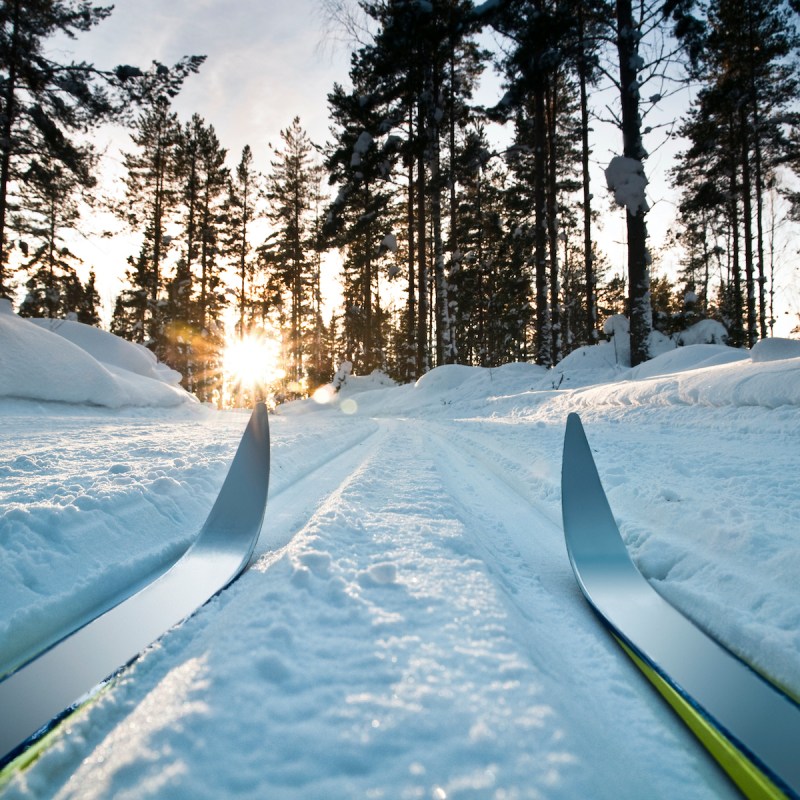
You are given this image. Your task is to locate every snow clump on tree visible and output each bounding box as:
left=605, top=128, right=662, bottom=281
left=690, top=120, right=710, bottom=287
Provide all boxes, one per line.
left=604, top=156, right=649, bottom=216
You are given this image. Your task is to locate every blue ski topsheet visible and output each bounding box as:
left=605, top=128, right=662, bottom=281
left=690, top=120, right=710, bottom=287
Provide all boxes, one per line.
left=561, top=412, right=800, bottom=799
left=0, top=403, right=270, bottom=765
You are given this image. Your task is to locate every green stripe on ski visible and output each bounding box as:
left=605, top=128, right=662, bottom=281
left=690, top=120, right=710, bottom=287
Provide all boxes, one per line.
left=0, top=684, right=108, bottom=791
left=614, top=634, right=788, bottom=800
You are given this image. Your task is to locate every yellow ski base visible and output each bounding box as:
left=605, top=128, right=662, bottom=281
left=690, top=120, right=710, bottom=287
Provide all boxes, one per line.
left=614, top=634, right=788, bottom=800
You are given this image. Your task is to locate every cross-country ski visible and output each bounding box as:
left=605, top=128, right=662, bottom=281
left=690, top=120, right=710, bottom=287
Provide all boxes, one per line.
left=0, top=403, right=269, bottom=766
left=562, top=412, right=800, bottom=800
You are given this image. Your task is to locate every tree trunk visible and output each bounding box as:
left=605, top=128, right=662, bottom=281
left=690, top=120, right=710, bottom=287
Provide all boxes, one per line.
left=546, top=81, right=561, bottom=365
left=729, top=147, right=744, bottom=348
left=428, top=66, right=455, bottom=366
left=616, top=0, right=652, bottom=366
left=739, top=104, right=756, bottom=348
left=406, top=109, right=416, bottom=381
left=577, top=4, right=597, bottom=344
left=416, top=100, right=429, bottom=376
left=0, top=0, right=21, bottom=296
left=533, top=78, right=551, bottom=367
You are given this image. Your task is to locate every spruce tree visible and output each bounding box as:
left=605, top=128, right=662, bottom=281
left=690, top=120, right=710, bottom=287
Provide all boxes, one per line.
left=223, top=144, right=261, bottom=339
left=12, top=156, right=90, bottom=317
left=77, top=269, right=100, bottom=325
left=0, top=0, right=111, bottom=296
left=324, top=77, right=399, bottom=373
left=120, top=96, right=181, bottom=353
left=263, top=117, right=319, bottom=394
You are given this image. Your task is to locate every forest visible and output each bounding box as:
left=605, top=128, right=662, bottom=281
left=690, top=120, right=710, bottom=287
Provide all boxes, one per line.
left=1, top=0, right=799, bottom=407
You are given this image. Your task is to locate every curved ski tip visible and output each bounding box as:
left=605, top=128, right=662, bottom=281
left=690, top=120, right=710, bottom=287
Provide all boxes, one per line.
left=563, top=412, right=589, bottom=461
left=565, top=411, right=584, bottom=433
left=248, top=402, right=270, bottom=447
left=253, top=400, right=268, bottom=424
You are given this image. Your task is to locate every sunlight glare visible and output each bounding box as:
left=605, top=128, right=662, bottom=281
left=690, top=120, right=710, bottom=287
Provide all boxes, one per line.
left=223, top=333, right=285, bottom=395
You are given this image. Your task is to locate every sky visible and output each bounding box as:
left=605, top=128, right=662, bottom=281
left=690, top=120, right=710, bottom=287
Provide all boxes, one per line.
left=67, top=0, right=352, bottom=158
left=49, top=0, right=800, bottom=337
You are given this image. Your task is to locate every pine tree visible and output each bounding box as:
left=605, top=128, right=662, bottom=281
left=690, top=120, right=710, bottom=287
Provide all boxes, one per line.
left=0, top=0, right=111, bottom=296
left=77, top=269, right=101, bottom=325
left=330, top=0, right=486, bottom=374
left=223, top=144, right=261, bottom=338
left=683, top=0, right=800, bottom=346
left=121, top=96, right=181, bottom=353
left=450, top=126, right=533, bottom=366
left=263, top=117, right=319, bottom=394
left=0, top=0, right=204, bottom=297
left=193, top=121, right=229, bottom=403
left=486, top=0, right=582, bottom=366
left=571, top=0, right=606, bottom=346
left=12, top=155, right=90, bottom=317
left=324, top=75, right=399, bottom=374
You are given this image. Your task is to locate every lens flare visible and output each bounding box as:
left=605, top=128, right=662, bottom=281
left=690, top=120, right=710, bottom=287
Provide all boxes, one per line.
left=222, top=333, right=285, bottom=397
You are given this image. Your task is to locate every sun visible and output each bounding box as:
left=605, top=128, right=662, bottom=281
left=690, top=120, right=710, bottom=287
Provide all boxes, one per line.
left=222, top=332, right=285, bottom=401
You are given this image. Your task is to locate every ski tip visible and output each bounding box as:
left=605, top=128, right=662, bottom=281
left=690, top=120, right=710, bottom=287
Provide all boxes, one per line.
left=248, top=402, right=270, bottom=448
left=565, top=411, right=584, bottom=437
left=562, top=412, right=589, bottom=472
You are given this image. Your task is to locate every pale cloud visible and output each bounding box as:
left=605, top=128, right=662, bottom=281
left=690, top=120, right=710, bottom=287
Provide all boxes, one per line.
left=68, top=0, right=350, bottom=157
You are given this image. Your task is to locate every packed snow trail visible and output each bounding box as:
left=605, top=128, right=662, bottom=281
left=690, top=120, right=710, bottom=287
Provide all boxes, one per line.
left=2, top=415, right=736, bottom=799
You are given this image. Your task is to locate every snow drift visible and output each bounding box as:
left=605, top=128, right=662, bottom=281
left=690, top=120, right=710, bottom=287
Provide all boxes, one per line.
left=0, top=300, right=194, bottom=408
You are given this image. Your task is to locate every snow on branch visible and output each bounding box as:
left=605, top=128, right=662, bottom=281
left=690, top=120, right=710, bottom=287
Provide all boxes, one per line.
left=350, top=130, right=373, bottom=167
left=604, top=156, right=649, bottom=216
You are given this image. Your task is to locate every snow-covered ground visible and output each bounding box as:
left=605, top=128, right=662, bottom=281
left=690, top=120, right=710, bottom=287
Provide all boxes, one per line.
left=1, top=306, right=799, bottom=799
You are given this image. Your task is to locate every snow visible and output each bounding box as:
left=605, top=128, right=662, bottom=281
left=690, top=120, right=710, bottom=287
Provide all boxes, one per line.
left=380, top=232, right=398, bottom=254
left=29, top=317, right=182, bottom=386
left=350, top=130, right=373, bottom=168
left=1, top=314, right=799, bottom=799
left=0, top=301, right=194, bottom=409
left=471, top=0, right=503, bottom=15
left=751, top=336, right=800, bottom=362
left=604, top=155, right=649, bottom=216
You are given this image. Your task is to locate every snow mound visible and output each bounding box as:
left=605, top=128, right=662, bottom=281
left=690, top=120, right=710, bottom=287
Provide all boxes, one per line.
left=0, top=300, right=194, bottom=408
left=629, top=344, right=748, bottom=380
left=751, top=338, right=800, bottom=363
left=674, top=319, right=728, bottom=346
left=414, top=363, right=476, bottom=394
left=338, top=369, right=397, bottom=396
left=30, top=317, right=182, bottom=385
left=553, top=339, right=628, bottom=388
left=570, top=353, right=800, bottom=410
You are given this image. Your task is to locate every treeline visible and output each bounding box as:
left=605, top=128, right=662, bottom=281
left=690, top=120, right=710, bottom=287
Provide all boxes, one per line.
left=2, top=0, right=799, bottom=406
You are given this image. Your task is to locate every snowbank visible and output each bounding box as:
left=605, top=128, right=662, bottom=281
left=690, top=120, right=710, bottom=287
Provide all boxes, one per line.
left=30, top=317, right=182, bottom=385
left=0, top=300, right=194, bottom=408
left=750, top=337, right=800, bottom=362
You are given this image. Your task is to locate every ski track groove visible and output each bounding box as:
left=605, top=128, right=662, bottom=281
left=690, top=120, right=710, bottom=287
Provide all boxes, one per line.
left=249, top=419, right=384, bottom=568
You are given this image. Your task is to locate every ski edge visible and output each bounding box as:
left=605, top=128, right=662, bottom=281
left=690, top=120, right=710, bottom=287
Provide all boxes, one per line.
left=612, top=631, right=788, bottom=800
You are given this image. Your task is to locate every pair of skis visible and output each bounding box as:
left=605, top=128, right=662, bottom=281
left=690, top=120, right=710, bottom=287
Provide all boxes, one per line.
left=2, top=407, right=798, bottom=799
